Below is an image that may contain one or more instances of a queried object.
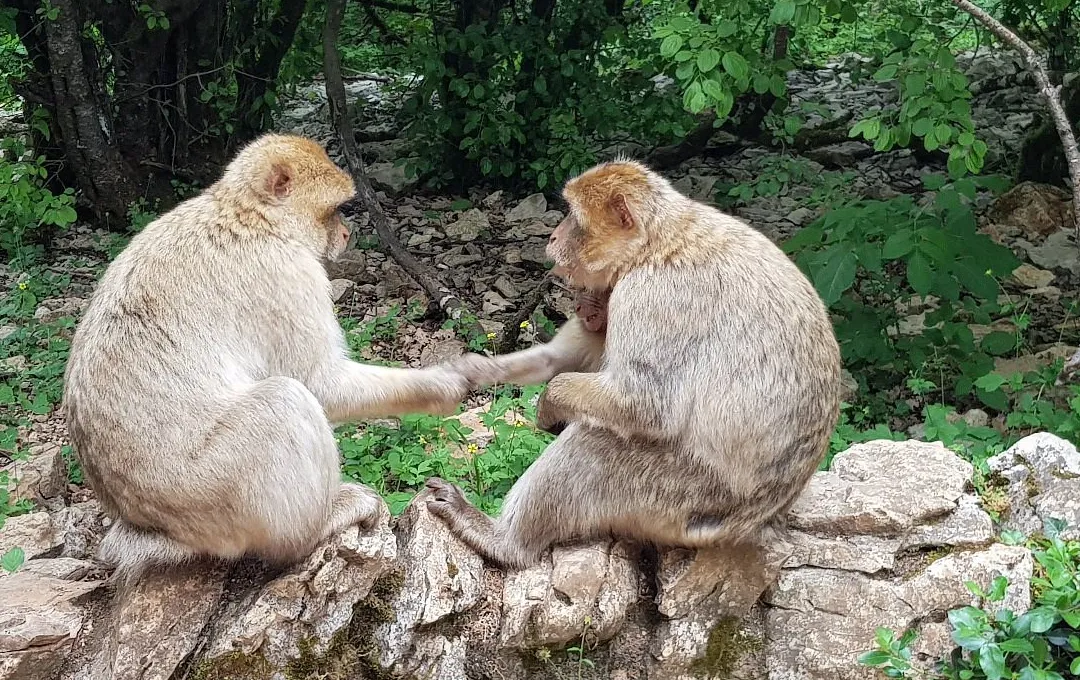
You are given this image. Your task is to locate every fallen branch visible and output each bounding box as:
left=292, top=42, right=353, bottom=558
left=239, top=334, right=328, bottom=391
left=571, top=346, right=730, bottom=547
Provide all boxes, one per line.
left=951, top=0, right=1080, bottom=242
left=322, top=0, right=485, bottom=343
left=645, top=112, right=717, bottom=169
left=496, top=274, right=555, bottom=354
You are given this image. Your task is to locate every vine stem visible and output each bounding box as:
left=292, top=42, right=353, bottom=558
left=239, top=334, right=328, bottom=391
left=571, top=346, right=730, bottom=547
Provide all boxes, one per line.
left=950, top=0, right=1080, bottom=244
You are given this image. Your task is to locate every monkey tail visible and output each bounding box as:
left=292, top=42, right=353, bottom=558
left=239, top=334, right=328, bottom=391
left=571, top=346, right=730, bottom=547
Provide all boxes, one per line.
left=97, top=520, right=199, bottom=590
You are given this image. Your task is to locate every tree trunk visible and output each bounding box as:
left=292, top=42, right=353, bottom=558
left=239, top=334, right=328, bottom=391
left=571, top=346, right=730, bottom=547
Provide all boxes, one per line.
left=43, top=0, right=138, bottom=219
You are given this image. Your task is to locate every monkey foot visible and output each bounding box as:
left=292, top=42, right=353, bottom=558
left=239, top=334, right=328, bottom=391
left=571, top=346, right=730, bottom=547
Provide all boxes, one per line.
left=425, top=477, right=466, bottom=519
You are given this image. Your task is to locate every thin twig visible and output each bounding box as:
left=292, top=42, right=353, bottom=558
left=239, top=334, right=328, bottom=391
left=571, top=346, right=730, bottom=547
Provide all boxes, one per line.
left=951, top=0, right=1080, bottom=244
left=497, top=274, right=554, bottom=354
left=323, top=0, right=486, bottom=343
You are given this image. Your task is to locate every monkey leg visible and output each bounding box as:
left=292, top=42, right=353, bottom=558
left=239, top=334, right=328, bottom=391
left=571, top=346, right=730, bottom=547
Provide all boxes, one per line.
left=427, top=424, right=720, bottom=569
left=156, top=376, right=380, bottom=565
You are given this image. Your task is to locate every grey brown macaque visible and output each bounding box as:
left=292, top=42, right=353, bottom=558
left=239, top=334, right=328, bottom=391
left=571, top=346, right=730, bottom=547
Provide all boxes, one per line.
left=63, top=134, right=472, bottom=587
left=427, top=159, right=842, bottom=569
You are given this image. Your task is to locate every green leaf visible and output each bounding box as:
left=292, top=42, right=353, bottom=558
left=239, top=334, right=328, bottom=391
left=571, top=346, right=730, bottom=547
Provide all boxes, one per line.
left=812, top=248, right=858, bottom=306
left=906, top=251, right=933, bottom=295
left=974, top=373, right=1007, bottom=392
left=1027, top=608, right=1056, bottom=633
left=697, top=48, right=721, bottom=73
left=769, top=74, right=786, bottom=97
left=660, top=35, right=683, bottom=59
left=882, top=231, right=914, bottom=259
left=935, top=123, right=953, bottom=145
left=1071, top=657, right=1080, bottom=675
left=716, top=20, right=738, bottom=37
left=770, top=0, right=796, bottom=24
left=873, top=64, right=898, bottom=82
left=978, top=643, right=1005, bottom=680
left=683, top=82, right=706, bottom=113
left=857, top=650, right=891, bottom=667
left=702, top=79, right=726, bottom=101
left=1, top=547, right=23, bottom=573
left=721, top=52, right=750, bottom=80
left=912, top=118, right=934, bottom=137
left=980, top=332, right=1017, bottom=356
left=999, top=638, right=1033, bottom=654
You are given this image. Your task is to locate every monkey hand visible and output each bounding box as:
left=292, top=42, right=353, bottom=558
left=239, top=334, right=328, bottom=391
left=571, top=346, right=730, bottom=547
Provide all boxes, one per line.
left=447, top=352, right=505, bottom=389
left=425, top=477, right=467, bottom=521
left=535, top=383, right=569, bottom=436
left=419, top=366, right=472, bottom=416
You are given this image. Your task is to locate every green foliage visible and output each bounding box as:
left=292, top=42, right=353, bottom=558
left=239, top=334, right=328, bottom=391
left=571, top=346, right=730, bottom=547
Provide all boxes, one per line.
left=0, top=135, right=78, bottom=263
left=337, top=386, right=553, bottom=515
left=783, top=174, right=1021, bottom=403
left=0, top=269, right=77, bottom=527
left=653, top=8, right=789, bottom=120
left=720, top=154, right=856, bottom=207
left=400, top=4, right=691, bottom=189
left=853, top=42, right=985, bottom=177
left=126, top=198, right=160, bottom=233
left=860, top=530, right=1080, bottom=679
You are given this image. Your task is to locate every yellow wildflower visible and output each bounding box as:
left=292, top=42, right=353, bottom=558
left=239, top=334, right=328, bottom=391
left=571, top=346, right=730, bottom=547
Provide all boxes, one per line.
left=18, top=282, right=28, bottom=290
left=467, top=443, right=479, bottom=454
left=486, top=332, right=496, bottom=340
left=419, top=435, right=428, bottom=445
left=519, top=320, right=530, bottom=329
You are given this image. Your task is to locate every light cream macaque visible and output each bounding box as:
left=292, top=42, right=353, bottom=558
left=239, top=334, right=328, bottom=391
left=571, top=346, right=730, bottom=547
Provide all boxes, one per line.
left=430, top=159, right=842, bottom=569
left=63, top=134, right=472, bottom=586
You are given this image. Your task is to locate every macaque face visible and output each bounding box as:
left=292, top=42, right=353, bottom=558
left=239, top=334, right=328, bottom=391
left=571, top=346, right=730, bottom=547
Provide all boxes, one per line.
left=547, top=214, right=611, bottom=291
left=324, top=209, right=351, bottom=261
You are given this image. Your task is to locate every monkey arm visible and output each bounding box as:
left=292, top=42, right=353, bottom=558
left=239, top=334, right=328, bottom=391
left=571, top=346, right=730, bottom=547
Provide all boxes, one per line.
left=311, top=358, right=467, bottom=423
left=537, top=371, right=667, bottom=440
left=454, top=317, right=606, bottom=388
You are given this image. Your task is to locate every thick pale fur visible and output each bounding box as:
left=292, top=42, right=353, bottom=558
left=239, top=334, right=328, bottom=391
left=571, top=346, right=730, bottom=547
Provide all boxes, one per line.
left=429, top=158, right=841, bottom=569
left=64, top=134, right=470, bottom=587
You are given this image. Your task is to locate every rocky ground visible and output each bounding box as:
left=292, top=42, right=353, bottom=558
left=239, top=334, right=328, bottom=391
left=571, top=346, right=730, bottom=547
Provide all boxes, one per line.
left=2, top=51, right=1080, bottom=679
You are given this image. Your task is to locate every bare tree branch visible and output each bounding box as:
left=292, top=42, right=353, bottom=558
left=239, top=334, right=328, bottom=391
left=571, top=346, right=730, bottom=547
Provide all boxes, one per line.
left=323, top=0, right=485, bottom=344
left=496, top=274, right=554, bottom=354
left=950, top=0, right=1080, bottom=242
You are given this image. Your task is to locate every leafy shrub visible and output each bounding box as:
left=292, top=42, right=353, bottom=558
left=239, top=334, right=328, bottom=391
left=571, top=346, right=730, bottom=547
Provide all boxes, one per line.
left=0, top=136, right=78, bottom=262
left=782, top=174, right=1021, bottom=405
left=860, top=528, right=1080, bottom=680
left=400, top=6, right=691, bottom=190
left=337, top=386, right=553, bottom=515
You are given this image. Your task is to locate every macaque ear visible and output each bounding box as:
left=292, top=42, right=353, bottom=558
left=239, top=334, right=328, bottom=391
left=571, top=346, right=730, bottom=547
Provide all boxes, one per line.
left=610, top=194, right=635, bottom=230
left=266, top=163, right=293, bottom=199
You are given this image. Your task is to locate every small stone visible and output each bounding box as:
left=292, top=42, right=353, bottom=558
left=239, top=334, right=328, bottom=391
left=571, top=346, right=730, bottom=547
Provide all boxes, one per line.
left=493, top=276, right=520, bottom=299
left=0, top=325, right=16, bottom=341
left=784, top=207, right=815, bottom=226
left=407, top=233, right=432, bottom=247
left=482, top=190, right=503, bottom=207
left=33, top=298, right=87, bottom=323
left=520, top=242, right=548, bottom=265
left=2, top=355, right=27, bottom=373
left=445, top=209, right=489, bottom=242
left=0, top=512, right=63, bottom=561
left=367, top=161, right=417, bottom=197
left=329, top=279, right=354, bottom=302
left=506, top=193, right=547, bottom=223
left=540, top=210, right=565, bottom=227
left=1010, top=263, right=1055, bottom=289
left=482, top=291, right=512, bottom=314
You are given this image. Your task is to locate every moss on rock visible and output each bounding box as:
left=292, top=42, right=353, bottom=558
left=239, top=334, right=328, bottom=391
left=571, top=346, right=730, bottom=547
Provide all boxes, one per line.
left=690, top=616, right=763, bottom=678
left=283, top=568, right=406, bottom=680
left=190, top=650, right=274, bottom=680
